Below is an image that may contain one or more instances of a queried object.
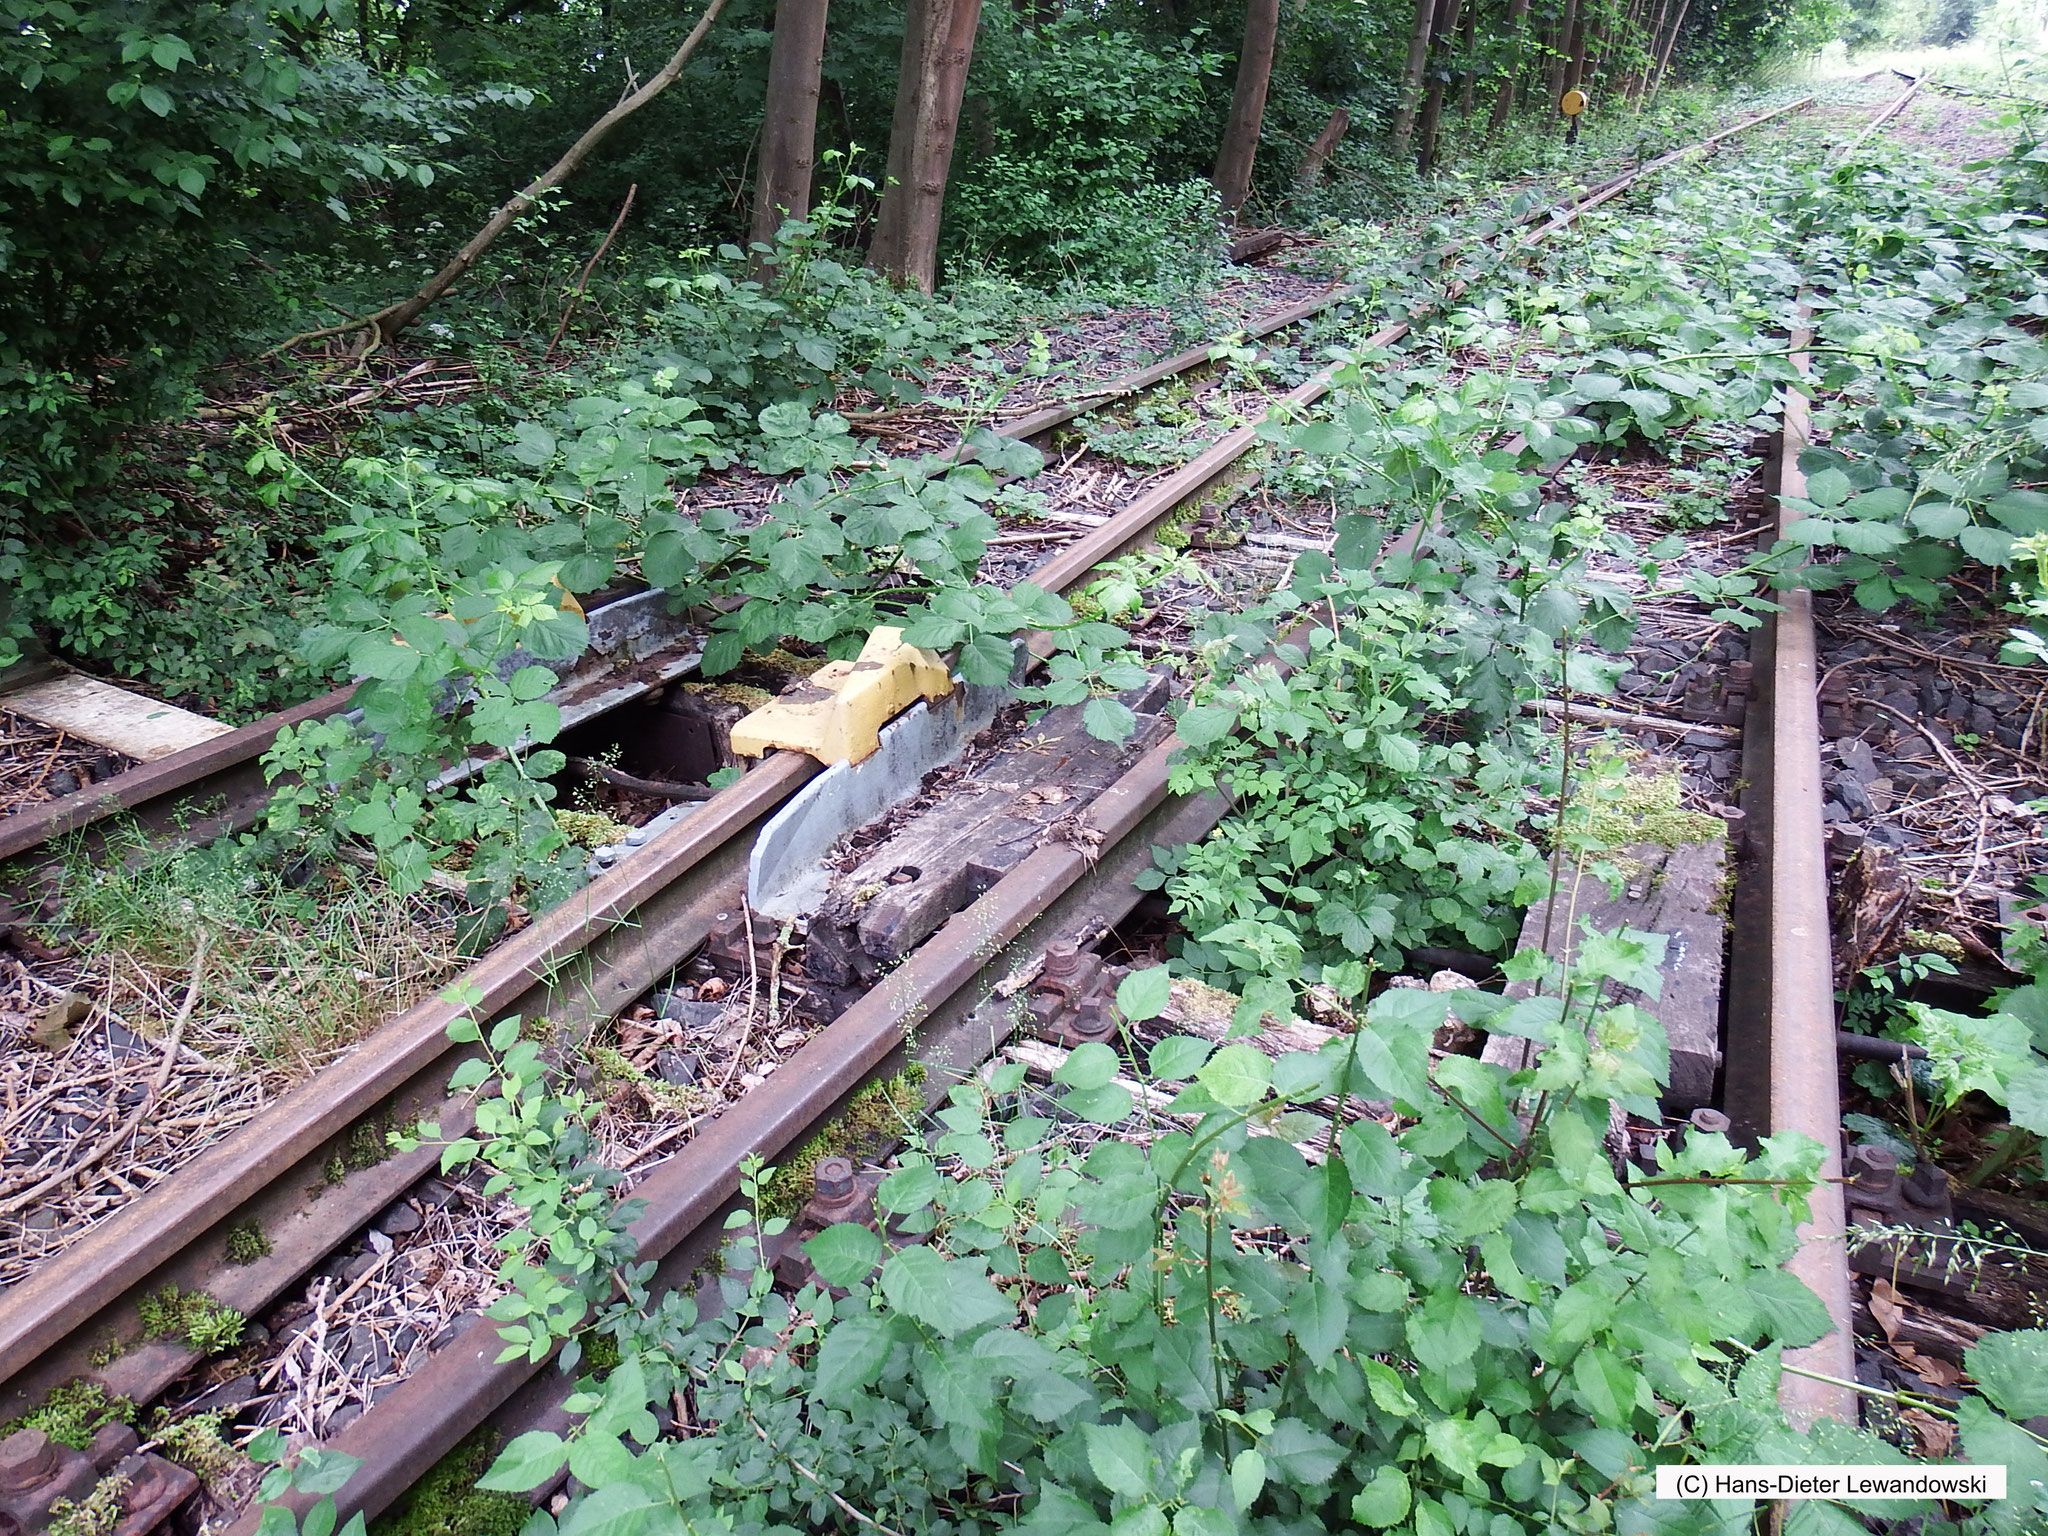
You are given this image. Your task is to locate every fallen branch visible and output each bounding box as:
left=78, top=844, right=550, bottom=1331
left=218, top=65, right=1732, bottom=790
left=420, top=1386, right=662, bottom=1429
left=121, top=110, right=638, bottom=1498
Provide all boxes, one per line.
left=1521, top=699, right=1737, bottom=743
left=271, top=0, right=727, bottom=357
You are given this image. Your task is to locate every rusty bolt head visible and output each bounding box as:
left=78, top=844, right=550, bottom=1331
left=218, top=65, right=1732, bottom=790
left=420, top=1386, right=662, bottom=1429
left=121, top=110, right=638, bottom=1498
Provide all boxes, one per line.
left=1688, top=1108, right=1732, bottom=1135
left=1070, top=1007, right=1116, bottom=1042
left=1847, top=1144, right=1898, bottom=1189
left=814, top=1157, right=855, bottom=1202
left=0, top=1429, right=54, bottom=1493
left=1042, top=941, right=1084, bottom=980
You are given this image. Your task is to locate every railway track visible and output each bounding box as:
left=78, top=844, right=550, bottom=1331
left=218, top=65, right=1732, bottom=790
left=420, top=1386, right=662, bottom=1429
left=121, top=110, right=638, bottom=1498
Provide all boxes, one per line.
left=10, top=81, right=2035, bottom=1536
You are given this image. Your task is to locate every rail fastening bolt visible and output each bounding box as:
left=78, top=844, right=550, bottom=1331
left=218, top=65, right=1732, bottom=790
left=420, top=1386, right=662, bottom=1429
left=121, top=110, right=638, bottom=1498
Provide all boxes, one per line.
left=814, top=1157, right=855, bottom=1203
left=0, top=1430, right=54, bottom=1493
left=1687, top=1108, right=1732, bottom=1136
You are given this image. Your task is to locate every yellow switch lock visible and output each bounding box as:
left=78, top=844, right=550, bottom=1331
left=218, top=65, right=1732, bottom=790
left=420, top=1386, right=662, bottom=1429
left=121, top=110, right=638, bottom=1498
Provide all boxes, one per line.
left=728, top=627, right=953, bottom=766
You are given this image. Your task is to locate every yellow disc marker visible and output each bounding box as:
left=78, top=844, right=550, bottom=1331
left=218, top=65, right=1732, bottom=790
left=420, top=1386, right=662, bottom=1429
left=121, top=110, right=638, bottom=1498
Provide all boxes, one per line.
left=1560, top=88, right=1589, bottom=116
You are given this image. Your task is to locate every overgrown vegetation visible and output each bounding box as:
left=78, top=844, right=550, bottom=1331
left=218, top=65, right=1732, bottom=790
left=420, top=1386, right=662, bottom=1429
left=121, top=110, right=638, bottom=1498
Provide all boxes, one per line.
left=300, top=953, right=2048, bottom=1536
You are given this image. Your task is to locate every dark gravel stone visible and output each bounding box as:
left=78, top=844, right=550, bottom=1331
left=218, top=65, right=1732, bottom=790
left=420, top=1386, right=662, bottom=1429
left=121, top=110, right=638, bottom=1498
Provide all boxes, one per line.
left=48, top=770, right=79, bottom=796
left=325, top=1405, right=364, bottom=1434
left=656, top=1048, right=700, bottom=1087
left=1831, top=774, right=1876, bottom=820
left=1837, top=738, right=1879, bottom=781
left=376, top=1201, right=422, bottom=1237
left=1977, top=689, right=2023, bottom=711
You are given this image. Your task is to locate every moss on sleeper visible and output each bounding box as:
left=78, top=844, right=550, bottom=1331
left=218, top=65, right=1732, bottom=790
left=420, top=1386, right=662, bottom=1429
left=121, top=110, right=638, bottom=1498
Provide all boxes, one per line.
left=3, top=1380, right=135, bottom=1450
left=761, top=1065, right=929, bottom=1223
left=368, top=1430, right=529, bottom=1536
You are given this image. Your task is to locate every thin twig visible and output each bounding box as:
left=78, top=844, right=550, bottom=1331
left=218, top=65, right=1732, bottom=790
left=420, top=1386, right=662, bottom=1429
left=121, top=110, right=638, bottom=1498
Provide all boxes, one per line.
left=546, top=183, right=638, bottom=359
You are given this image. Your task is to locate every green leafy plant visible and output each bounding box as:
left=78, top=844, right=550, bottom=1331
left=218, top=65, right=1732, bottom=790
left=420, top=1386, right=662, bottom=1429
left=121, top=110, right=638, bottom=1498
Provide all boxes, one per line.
left=1153, top=580, right=1554, bottom=994
left=414, top=943, right=2048, bottom=1536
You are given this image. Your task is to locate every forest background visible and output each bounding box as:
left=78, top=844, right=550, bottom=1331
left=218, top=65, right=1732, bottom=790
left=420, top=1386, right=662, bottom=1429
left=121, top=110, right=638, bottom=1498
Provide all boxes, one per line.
left=2, top=0, right=2042, bottom=710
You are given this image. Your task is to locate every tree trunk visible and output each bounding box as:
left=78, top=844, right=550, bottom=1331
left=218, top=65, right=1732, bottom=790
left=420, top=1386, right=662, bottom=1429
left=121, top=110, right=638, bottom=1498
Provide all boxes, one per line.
left=1212, top=0, right=1283, bottom=215
left=1454, top=2, right=1477, bottom=117
left=279, top=0, right=730, bottom=353
left=1390, top=0, right=1439, bottom=155
left=1561, top=0, right=1589, bottom=95
left=1487, top=0, right=1532, bottom=134
left=1413, top=0, right=1462, bottom=174
left=750, top=0, right=832, bottom=259
left=869, top=0, right=983, bottom=293
left=1627, top=0, right=1672, bottom=99
left=1294, top=105, right=1348, bottom=186
left=1646, top=0, right=1689, bottom=95
left=1546, top=0, right=1576, bottom=106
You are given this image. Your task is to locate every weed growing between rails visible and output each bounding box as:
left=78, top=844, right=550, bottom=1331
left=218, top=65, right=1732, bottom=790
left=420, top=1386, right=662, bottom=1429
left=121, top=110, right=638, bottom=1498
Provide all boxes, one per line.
left=247, top=951, right=2048, bottom=1536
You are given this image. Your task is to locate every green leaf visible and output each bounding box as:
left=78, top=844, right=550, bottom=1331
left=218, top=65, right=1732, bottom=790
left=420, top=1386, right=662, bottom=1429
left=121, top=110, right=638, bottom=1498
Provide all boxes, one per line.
left=1229, top=1448, right=1266, bottom=1513
left=812, top=1313, right=896, bottom=1400
left=1261, top=1419, right=1343, bottom=1484
left=1147, top=1035, right=1212, bottom=1080
left=508, top=665, right=555, bottom=702
left=292, top=1451, right=364, bottom=1497
left=1195, top=1043, right=1272, bottom=1107
left=566, top=1432, right=636, bottom=1490
left=1083, top=1420, right=1155, bottom=1498
left=556, top=1481, right=670, bottom=1536
left=2005, top=1062, right=2048, bottom=1136
left=879, top=1246, right=1012, bottom=1337
left=1054, top=1042, right=1119, bottom=1090
left=877, top=1163, right=942, bottom=1214
left=1966, top=1329, right=2048, bottom=1419
left=1061, top=1082, right=1136, bottom=1123
left=805, top=1222, right=883, bottom=1288
left=1377, top=732, right=1421, bottom=772
left=1805, top=467, right=1852, bottom=507
left=1117, top=967, right=1172, bottom=1023
left=1293, top=1279, right=1348, bottom=1366
left=1908, top=501, right=1969, bottom=538
left=138, top=83, right=173, bottom=116
left=1988, top=489, right=2048, bottom=535
left=1083, top=697, right=1138, bottom=743
left=1747, top=1267, right=1833, bottom=1347
left=959, top=633, right=1017, bottom=687
left=1407, top=1289, right=1481, bottom=1373
left=1351, top=1467, right=1411, bottom=1528
left=1176, top=704, right=1239, bottom=748
left=1960, top=525, right=2016, bottom=566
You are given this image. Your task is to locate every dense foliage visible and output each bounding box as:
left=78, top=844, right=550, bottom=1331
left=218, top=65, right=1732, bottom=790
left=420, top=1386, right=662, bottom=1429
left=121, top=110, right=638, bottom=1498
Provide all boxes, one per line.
left=276, top=951, right=2048, bottom=1536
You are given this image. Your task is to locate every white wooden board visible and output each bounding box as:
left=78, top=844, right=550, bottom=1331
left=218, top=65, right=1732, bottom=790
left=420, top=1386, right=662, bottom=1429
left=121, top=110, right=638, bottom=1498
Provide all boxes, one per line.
left=7, top=673, right=233, bottom=761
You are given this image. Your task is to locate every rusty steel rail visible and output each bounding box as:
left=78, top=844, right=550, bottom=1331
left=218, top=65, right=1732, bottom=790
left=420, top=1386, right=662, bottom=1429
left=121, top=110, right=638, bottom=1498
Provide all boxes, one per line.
left=224, top=99, right=1831, bottom=1535
left=1724, top=75, right=1923, bottom=1429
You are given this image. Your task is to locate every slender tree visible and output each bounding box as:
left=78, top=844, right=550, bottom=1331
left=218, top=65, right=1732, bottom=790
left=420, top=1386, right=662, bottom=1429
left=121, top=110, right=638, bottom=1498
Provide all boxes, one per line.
left=750, top=0, right=833, bottom=258
left=1413, top=0, right=1463, bottom=173
left=1212, top=0, right=1283, bottom=215
left=869, top=0, right=983, bottom=292
left=1646, top=0, right=1691, bottom=95
left=1546, top=0, right=1577, bottom=106
left=1294, top=105, right=1349, bottom=187
left=1391, top=0, right=1439, bottom=154
left=1488, top=0, right=1534, bottom=133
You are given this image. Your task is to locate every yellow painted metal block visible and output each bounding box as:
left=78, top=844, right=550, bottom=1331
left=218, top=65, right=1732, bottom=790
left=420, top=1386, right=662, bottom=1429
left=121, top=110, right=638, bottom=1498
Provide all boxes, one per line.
left=728, top=627, right=953, bottom=765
